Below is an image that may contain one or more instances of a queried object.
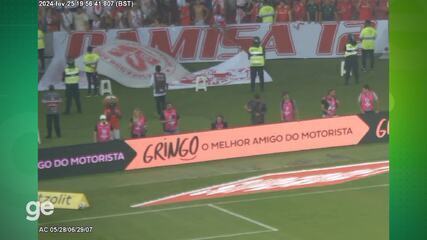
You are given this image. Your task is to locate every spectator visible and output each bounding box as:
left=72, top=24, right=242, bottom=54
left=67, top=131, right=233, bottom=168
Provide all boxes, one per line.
left=306, top=0, right=319, bottom=23
left=104, top=95, right=122, bottom=140
left=337, top=0, right=353, bottom=21
left=321, top=89, right=339, bottom=118
left=161, top=103, right=180, bottom=134
left=275, top=0, right=292, bottom=23
left=244, top=94, right=267, bottom=125
left=280, top=91, right=297, bottom=122
left=94, top=114, right=112, bottom=143
left=213, top=5, right=227, bottom=28
left=249, top=0, right=262, bottom=23
left=141, top=0, right=158, bottom=25
left=211, top=115, right=228, bottom=130
left=358, top=0, right=373, bottom=21
left=45, top=8, right=61, bottom=32
left=223, top=0, right=236, bottom=23
left=320, top=0, right=337, bottom=22
left=236, top=0, right=249, bottom=24
left=193, top=0, right=209, bottom=25
left=60, top=8, right=74, bottom=32
left=38, top=26, right=45, bottom=72
left=130, top=108, right=148, bottom=138
left=91, top=15, right=102, bottom=30
left=358, top=84, right=380, bottom=114
left=212, top=0, right=225, bottom=15
left=128, top=4, right=144, bottom=28
left=156, top=0, right=174, bottom=25
left=180, top=0, right=192, bottom=26
left=42, top=85, right=62, bottom=139
left=151, top=65, right=168, bottom=117
left=73, top=7, right=90, bottom=31
left=258, top=0, right=275, bottom=23
left=375, top=0, right=389, bottom=19
left=102, top=11, right=115, bottom=29
left=150, top=16, right=168, bottom=27
left=114, top=7, right=128, bottom=29
left=292, top=0, right=306, bottom=21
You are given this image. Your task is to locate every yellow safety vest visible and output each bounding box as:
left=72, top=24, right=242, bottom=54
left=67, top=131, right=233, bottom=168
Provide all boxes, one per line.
left=345, top=43, right=358, bottom=57
left=360, top=26, right=377, bottom=50
left=64, top=67, right=80, bottom=84
left=83, top=52, right=100, bottom=73
left=38, top=29, right=45, bottom=49
left=249, top=46, right=265, bottom=67
left=259, top=5, right=275, bottom=23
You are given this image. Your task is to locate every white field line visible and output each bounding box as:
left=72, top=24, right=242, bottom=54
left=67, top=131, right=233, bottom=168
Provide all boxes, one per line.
left=185, top=229, right=273, bottom=240
left=208, top=204, right=278, bottom=232
left=40, top=183, right=389, bottom=225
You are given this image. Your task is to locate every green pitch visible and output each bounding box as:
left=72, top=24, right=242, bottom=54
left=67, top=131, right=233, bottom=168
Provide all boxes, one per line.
left=38, top=58, right=388, bottom=148
left=39, top=143, right=388, bottom=240
left=38, top=57, right=388, bottom=239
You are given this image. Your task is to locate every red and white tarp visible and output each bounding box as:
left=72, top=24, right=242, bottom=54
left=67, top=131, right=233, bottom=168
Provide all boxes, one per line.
left=38, top=40, right=272, bottom=90
left=39, top=21, right=388, bottom=90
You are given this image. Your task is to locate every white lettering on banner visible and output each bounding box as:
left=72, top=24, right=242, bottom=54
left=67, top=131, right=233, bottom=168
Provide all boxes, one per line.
left=62, top=21, right=388, bottom=61
left=131, top=161, right=389, bottom=208
left=38, top=152, right=125, bottom=170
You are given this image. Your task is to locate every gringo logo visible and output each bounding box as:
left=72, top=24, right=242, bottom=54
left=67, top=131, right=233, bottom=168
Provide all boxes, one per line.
left=26, top=200, right=54, bottom=221
left=376, top=118, right=389, bottom=138
left=143, top=136, right=199, bottom=163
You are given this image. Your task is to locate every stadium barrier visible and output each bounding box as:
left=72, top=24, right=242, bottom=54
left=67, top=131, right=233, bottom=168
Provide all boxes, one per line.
left=39, top=112, right=388, bottom=179
left=38, top=191, right=89, bottom=209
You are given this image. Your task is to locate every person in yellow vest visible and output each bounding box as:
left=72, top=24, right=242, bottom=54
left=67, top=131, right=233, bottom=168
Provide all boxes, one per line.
left=63, top=59, right=82, bottom=114
left=83, top=46, right=100, bottom=96
left=360, top=20, right=377, bottom=72
left=38, top=27, right=45, bottom=72
left=344, top=33, right=359, bottom=85
left=258, top=0, right=275, bottom=23
left=248, top=36, right=266, bottom=92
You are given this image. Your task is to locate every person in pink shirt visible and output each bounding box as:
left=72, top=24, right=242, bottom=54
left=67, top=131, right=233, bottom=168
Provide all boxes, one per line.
left=162, top=103, right=180, bottom=134
left=358, top=84, right=380, bottom=114
left=94, top=114, right=112, bottom=143
left=280, top=91, right=297, bottom=122
left=130, top=108, right=147, bottom=138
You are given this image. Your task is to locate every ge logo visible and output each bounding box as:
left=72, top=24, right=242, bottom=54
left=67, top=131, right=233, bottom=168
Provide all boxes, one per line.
left=26, top=200, right=54, bottom=221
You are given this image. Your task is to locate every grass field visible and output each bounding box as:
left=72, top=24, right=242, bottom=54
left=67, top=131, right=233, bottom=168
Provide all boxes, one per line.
left=39, top=142, right=388, bottom=240
left=38, top=57, right=389, bottom=148
left=38, top=56, right=389, bottom=239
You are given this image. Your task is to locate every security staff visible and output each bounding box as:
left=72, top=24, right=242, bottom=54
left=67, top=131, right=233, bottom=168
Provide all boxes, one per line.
left=38, top=27, right=45, bottom=72
left=151, top=65, right=168, bottom=117
left=344, top=33, right=359, bottom=85
left=360, top=20, right=377, bottom=71
left=258, top=0, right=275, bottom=23
left=248, top=36, right=266, bottom=92
left=63, top=60, right=82, bottom=114
left=83, top=46, right=100, bottom=96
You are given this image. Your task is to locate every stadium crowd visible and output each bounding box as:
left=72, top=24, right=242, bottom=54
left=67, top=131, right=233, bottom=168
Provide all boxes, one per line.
left=38, top=0, right=389, bottom=32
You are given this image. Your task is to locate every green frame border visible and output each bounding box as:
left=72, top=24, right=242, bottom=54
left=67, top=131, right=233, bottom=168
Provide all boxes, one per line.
left=1, top=0, right=427, bottom=239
